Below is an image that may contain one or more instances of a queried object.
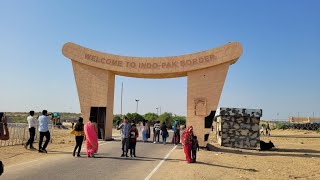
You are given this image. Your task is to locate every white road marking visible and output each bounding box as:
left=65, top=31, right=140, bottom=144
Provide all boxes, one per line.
left=145, top=145, right=177, bottom=180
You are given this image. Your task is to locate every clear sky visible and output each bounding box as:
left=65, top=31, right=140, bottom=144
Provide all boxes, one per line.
left=0, top=1, right=319, bottom=120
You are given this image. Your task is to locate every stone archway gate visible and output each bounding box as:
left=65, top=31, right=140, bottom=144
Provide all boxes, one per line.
left=62, top=42, right=242, bottom=146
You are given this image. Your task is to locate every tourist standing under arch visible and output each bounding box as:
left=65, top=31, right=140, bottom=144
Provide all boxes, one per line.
left=161, top=122, right=168, bottom=144
left=117, top=116, right=131, bottom=157
left=129, top=124, right=139, bottom=157
left=140, top=120, right=148, bottom=142
left=153, top=121, right=161, bottom=143
left=172, top=120, right=180, bottom=145
left=84, top=116, right=98, bottom=158
left=181, top=126, right=194, bottom=163
left=72, top=117, right=85, bottom=157
left=146, top=121, right=151, bottom=141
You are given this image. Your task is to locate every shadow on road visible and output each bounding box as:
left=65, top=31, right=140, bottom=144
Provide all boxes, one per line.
left=267, top=135, right=320, bottom=138
left=195, top=161, right=258, bottom=172
left=207, top=144, right=320, bottom=158
left=93, top=155, right=183, bottom=162
left=49, top=150, right=73, bottom=155
left=93, top=156, right=155, bottom=161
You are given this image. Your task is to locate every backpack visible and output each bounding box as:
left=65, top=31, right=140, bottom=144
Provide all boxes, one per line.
left=172, top=121, right=177, bottom=131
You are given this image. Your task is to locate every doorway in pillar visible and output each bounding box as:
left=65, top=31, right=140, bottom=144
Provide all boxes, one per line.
left=90, top=107, right=106, bottom=140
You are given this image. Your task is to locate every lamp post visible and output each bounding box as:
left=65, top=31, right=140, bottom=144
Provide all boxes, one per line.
left=135, top=99, right=140, bottom=113
left=121, top=82, right=123, bottom=117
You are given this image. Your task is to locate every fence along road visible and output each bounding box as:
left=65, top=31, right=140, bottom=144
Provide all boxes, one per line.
left=0, top=123, right=56, bottom=147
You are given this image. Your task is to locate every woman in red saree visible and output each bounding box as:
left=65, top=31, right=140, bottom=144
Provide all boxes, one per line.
left=181, top=126, right=193, bottom=163
left=84, top=117, right=98, bottom=158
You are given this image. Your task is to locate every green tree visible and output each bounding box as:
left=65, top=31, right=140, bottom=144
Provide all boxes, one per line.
left=173, top=115, right=186, bottom=125
left=113, top=114, right=122, bottom=126
left=125, top=113, right=145, bottom=124
left=158, top=112, right=173, bottom=128
left=143, top=112, right=159, bottom=124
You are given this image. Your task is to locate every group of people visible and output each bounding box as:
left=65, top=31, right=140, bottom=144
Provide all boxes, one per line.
left=260, top=123, right=271, bottom=136
left=150, top=120, right=181, bottom=145
left=23, top=110, right=96, bottom=157
left=76, top=116, right=195, bottom=162
left=25, top=110, right=51, bottom=153
left=114, top=118, right=184, bottom=158
left=181, top=126, right=199, bottom=163
left=24, top=112, right=200, bottom=163
left=70, top=116, right=98, bottom=157
left=116, top=117, right=139, bottom=157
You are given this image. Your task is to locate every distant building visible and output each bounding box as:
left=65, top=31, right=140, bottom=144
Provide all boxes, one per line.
left=289, top=116, right=320, bottom=123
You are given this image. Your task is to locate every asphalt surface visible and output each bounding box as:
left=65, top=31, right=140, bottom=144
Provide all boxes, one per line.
left=2, top=132, right=180, bottom=180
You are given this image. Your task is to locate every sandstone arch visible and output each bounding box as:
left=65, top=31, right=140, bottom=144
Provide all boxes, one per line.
left=62, top=42, right=242, bottom=146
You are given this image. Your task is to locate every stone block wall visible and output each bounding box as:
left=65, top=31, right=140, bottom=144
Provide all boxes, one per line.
left=215, top=108, right=262, bottom=150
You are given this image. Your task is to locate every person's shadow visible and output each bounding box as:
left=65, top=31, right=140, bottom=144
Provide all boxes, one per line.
left=195, top=161, right=258, bottom=172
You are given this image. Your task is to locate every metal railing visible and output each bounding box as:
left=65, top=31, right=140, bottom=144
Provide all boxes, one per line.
left=0, top=123, right=56, bottom=147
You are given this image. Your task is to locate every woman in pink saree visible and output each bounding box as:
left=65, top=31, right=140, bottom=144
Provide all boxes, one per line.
left=84, top=117, right=98, bottom=158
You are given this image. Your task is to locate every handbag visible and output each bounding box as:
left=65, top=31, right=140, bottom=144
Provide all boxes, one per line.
left=70, top=129, right=76, bottom=135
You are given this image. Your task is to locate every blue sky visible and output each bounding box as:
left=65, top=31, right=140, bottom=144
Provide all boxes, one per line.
left=0, top=1, right=319, bottom=120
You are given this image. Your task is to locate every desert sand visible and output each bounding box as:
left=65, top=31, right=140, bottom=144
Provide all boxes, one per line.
left=155, top=129, right=320, bottom=180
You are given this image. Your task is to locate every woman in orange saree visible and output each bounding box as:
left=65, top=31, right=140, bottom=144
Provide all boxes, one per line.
left=84, top=117, right=98, bottom=158
left=181, top=126, right=193, bottom=163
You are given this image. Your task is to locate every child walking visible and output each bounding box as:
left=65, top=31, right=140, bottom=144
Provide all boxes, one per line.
left=191, top=135, right=199, bottom=162
left=129, top=124, right=139, bottom=157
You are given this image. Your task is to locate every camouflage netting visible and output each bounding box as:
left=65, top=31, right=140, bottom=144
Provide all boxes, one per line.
left=278, top=123, right=320, bottom=131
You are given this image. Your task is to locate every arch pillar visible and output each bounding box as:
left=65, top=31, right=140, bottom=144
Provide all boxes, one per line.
left=72, top=61, right=115, bottom=140
left=187, top=63, right=229, bottom=146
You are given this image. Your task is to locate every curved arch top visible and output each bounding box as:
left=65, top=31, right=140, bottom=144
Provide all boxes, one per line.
left=62, top=42, right=242, bottom=78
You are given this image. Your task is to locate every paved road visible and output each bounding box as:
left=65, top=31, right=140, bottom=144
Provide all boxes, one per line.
left=2, top=132, right=179, bottom=180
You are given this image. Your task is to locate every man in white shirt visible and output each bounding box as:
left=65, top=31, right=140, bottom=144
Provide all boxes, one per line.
left=25, top=111, right=37, bottom=150
left=38, top=110, right=51, bottom=153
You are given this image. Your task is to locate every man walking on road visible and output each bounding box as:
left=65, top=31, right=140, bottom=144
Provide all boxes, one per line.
left=25, top=110, right=37, bottom=150
left=172, top=120, right=180, bottom=145
left=38, top=110, right=51, bottom=153
left=153, top=121, right=161, bottom=143
left=117, top=116, right=131, bottom=157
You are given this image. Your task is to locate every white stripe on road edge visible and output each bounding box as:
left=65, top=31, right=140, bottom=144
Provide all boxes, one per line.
left=145, top=145, right=177, bottom=180
left=6, top=141, right=113, bottom=168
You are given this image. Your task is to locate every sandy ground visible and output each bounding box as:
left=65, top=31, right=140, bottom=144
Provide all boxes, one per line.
left=0, top=128, right=76, bottom=167
left=155, top=129, right=320, bottom=180
left=1, top=129, right=320, bottom=179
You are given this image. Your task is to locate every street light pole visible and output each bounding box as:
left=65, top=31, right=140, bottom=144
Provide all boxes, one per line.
left=135, top=99, right=140, bottom=113
left=121, top=82, right=123, bottom=117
